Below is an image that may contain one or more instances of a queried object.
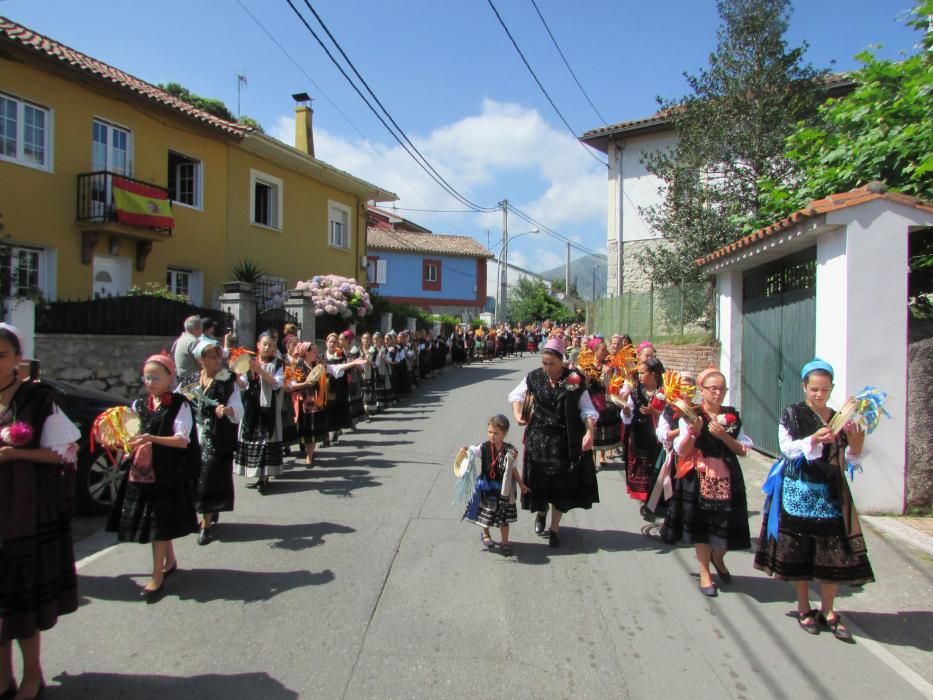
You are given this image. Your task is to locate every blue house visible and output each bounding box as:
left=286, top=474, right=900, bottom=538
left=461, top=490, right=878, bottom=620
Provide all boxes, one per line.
left=366, top=207, right=491, bottom=319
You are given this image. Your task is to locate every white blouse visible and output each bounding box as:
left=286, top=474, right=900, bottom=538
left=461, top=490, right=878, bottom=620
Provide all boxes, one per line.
left=40, top=405, right=81, bottom=464
left=778, top=423, right=862, bottom=465
left=672, top=416, right=753, bottom=457
left=172, top=403, right=194, bottom=444
left=507, top=377, right=599, bottom=423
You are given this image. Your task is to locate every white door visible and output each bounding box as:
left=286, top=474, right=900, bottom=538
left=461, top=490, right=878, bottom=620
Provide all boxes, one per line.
left=92, top=256, right=130, bottom=298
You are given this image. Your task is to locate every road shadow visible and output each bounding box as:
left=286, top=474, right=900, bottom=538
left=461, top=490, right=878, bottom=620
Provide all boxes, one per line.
left=844, top=610, right=933, bottom=651
left=512, top=527, right=676, bottom=565
left=51, top=671, right=298, bottom=699
left=78, top=567, right=335, bottom=604
left=217, top=520, right=355, bottom=549
left=270, top=470, right=382, bottom=497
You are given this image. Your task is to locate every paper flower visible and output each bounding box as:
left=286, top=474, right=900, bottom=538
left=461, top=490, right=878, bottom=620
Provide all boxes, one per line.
left=0, top=421, right=33, bottom=447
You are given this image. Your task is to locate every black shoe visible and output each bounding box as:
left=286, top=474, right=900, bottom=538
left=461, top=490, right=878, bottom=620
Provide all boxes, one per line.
left=534, top=513, right=546, bottom=536
left=640, top=504, right=656, bottom=523
left=141, top=582, right=165, bottom=603
left=163, top=562, right=178, bottom=578
left=699, top=583, right=718, bottom=597
left=548, top=530, right=560, bottom=548
left=245, top=480, right=261, bottom=489
left=198, top=528, right=212, bottom=546
left=257, top=479, right=268, bottom=495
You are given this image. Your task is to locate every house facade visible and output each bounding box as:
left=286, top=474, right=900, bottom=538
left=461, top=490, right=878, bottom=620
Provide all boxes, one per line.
left=0, top=18, right=394, bottom=308
left=579, top=77, right=855, bottom=298
left=366, top=207, right=490, bottom=319
left=698, top=184, right=933, bottom=513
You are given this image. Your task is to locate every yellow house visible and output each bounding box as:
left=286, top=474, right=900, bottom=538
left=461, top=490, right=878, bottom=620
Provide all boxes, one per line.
left=0, top=17, right=396, bottom=307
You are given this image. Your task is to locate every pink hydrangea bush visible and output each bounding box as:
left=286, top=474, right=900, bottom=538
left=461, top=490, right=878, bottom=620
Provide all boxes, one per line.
left=295, top=275, right=373, bottom=318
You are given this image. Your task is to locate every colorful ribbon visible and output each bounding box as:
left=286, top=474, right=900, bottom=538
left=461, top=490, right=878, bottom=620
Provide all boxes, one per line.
left=761, top=456, right=790, bottom=541
left=647, top=449, right=675, bottom=512
left=853, top=386, right=890, bottom=434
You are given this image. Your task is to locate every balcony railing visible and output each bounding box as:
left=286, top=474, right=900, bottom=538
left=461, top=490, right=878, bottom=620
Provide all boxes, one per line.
left=76, top=171, right=173, bottom=232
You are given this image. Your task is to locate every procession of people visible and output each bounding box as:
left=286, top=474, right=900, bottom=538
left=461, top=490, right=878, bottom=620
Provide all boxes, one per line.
left=0, top=308, right=892, bottom=696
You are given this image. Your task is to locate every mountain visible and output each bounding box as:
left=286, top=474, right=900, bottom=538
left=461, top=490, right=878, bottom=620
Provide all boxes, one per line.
left=537, top=254, right=608, bottom=300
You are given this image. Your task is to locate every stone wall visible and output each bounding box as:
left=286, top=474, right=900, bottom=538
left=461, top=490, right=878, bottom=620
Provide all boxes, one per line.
left=654, top=343, right=720, bottom=377
left=35, top=334, right=176, bottom=400
left=621, top=238, right=664, bottom=293
left=907, top=325, right=933, bottom=511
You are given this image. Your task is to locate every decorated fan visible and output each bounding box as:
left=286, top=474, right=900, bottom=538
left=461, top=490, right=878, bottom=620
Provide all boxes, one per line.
left=520, top=393, right=535, bottom=423
left=227, top=347, right=255, bottom=375
left=91, top=406, right=140, bottom=461
left=178, top=382, right=219, bottom=409
left=828, top=386, right=891, bottom=435
left=606, top=344, right=638, bottom=379
left=283, top=364, right=308, bottom=384
left=451, top=447, right=477, bottom=508
left=660, top=370, right=698, bottom=422
left=575, top=348, right=602, bottom=383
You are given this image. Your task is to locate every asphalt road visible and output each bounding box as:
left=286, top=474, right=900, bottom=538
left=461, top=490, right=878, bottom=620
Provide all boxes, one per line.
left=33, top=356, right=933, bottom=699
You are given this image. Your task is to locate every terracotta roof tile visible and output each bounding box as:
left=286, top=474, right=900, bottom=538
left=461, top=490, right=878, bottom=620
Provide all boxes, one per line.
left=696, top=183, right=933, bottom=267
left=0, top=17, right=246, bottom=137
left=367, top=227, right=493, bottom=259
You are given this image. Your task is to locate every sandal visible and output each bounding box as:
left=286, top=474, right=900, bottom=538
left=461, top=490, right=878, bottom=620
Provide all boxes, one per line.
left=797, top=609, right=820, bottom=635
left=500, top=544, right=513, bottom=557
left=819, top=612, right=854, bottom=642
left=481, top=532, right=496, bottom=549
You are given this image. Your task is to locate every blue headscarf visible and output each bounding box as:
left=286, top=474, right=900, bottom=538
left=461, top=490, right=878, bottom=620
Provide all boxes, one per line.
left=800, top=358, right=834, bottom=381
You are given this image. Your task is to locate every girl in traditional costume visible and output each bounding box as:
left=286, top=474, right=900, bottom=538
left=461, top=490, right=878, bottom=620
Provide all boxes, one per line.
left=645, top=372, right=696, bottom=521
left=460, top=415, right=529, bottom=556
left=508, top=336, right=599, bottom=548
left=188, top=341, right=242, bottom=546
left=0, top=324, right=80, bottom=699
left=622, top=358, right=665, bottom=508
left=234, top=332, right=285, bottom=494
left=324, top=333, right=352, bottom=444
left=661, top=368, right=752, bottom=597
left=581, top=339, right=623, bottom=467
left=754, top=359, right=871, bottom=641
left=340, top=331, right=366, bottom=423
left=372, top=333, right=393, bottom=408
left=107, top=352, right=200, bottom=600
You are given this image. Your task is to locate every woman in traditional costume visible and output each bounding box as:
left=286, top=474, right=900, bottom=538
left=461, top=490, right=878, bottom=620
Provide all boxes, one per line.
left=508, top=336, right=598, bottom=548
left=661, top=368, right=752, bottom=597
left=395, top=332, right=412, bottom=395
left=621, top=358, right=665, bottom=508
left=279, top=336, right=300, bottom=450
left=581, top=339, right=623, bottom=467
left=187, top=341, right=242, bottom=546
left=107, top=352, right=200, bottom=600
left=450, top=325, right=467, bottom=367
left=754, top=359, right=871, bottom=641
left=372, top=333, right=393, bottom=408
left=360, top=333, right=379, bottom=417
left=324, top=333, right=352, bottom=444
left=0, top=325, right=80, bottom=699
left=234, top=332, right=285, bottom=494
left=340, top=331, right=366, bottom=424
left=287, top=343, right=329, bottom=466
left=645, top=372, right=696, bottom=521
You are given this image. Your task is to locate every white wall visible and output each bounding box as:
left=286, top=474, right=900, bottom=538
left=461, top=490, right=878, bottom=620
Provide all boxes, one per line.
left=814, top=227, right=848, bottom=383
left=831, top=202, right=917, bottom=513
left=715, top=270, right=743, bottom=410
left=619, top=131, right=678, bottom=243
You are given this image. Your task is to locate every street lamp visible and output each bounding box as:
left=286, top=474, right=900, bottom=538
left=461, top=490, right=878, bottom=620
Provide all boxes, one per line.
left=498, top=228, right=539, bottom=323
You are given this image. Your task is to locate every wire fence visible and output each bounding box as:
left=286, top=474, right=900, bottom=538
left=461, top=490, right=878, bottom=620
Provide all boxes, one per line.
left=587, top=282, right=710, bottom=342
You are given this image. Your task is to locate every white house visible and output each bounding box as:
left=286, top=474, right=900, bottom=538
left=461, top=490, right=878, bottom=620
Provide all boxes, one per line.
left=579, top=76, right=856, bottom=298
left=698, top=183, right=933, bottom=514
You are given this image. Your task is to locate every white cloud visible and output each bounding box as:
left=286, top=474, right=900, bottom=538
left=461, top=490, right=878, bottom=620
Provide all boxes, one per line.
left=268, top=99, right=607, bottom=269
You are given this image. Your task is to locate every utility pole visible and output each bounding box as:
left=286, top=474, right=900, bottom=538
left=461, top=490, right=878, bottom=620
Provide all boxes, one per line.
left=565, top=241, right=571, bottom=297
left=592, top=266, right=596, bottom=303
left=498, top=199, right=508, bottom=324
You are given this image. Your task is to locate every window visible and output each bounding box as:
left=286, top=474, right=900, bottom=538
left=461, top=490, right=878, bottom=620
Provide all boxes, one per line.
left=422, top=258, right=442, bottom=291
left=92, top=119, right=131, bottom=174
left=1, top=245, right=53, bottom=298
left=367, top=256, right=387, bottom=286
left=168, top=151, right=202, bottom=209
left=166, top=267, right=191, bottom=299
left=328, top=200, right=352, bottom=249
left=166, top=267, right=203, bottom=305
left=0, top=93, right=52, bottom=170
left=250, top=169, right=283, bottom=229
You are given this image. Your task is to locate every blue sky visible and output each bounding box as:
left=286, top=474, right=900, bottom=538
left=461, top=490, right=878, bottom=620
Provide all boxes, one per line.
left=2, top=0, right=921, bottom=271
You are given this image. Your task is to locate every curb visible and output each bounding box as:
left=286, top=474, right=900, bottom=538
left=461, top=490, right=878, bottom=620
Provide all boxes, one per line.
left=862, top=516, right=933, bottom=557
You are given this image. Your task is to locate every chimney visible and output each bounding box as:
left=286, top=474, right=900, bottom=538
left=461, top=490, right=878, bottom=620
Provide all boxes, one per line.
left=292, top=92, right=314, bottom=157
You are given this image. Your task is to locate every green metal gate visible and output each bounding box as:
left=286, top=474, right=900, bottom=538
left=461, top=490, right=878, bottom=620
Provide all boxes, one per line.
left=741, top=248, right=816, bottom=454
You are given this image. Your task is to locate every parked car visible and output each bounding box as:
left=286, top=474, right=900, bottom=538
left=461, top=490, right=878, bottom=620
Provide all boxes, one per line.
left=40, top=378, right=129, bottom=515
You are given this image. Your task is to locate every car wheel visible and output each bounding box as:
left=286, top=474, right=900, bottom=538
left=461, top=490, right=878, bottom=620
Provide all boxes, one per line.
left=76, top=447, right=124, bottom=515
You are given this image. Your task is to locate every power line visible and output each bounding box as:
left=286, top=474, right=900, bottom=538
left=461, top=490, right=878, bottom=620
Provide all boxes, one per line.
left=485, top=0, right=607, bottom=168
left=386, top=206, right=480, bottom=214
left=507, top=204, right=607, bottom=259
left=529, top=0, right=608, bottom=126
left=289, top=0, right=499, bottom=213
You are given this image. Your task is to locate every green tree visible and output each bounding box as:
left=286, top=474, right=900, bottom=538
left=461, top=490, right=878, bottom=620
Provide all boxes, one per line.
left=756, top=3, right=933, bottom=224
left=158, top=82, right=264, bottom=132
left=637, top=0, right=826, bottom=288
left=508, top=278, right=572, bottom=323
left=549, top=279, right=580, bottom=297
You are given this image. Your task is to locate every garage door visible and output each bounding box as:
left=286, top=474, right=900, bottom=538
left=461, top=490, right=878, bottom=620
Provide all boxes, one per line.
left=741, top=248, right=816, bottom=455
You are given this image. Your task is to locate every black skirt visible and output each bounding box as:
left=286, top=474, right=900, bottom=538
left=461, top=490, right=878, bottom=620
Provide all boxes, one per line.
left=107, top=467, right=199, bottom=544
left=195, top=451, right=235, bottom=514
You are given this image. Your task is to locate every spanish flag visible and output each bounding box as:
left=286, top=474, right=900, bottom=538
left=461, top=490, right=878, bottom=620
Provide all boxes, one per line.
left=112, top=176, right=174, bottom=230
